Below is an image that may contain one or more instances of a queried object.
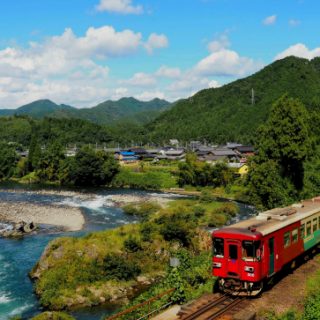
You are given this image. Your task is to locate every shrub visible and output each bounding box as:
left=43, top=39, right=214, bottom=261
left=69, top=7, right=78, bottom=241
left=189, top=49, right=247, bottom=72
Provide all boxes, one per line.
left=122, top=204, right=139, bottom=216
left=193, top=205, right=205, bottom=218
left=124, top=236, right=142, bottom=252
left=303, top=294, right=320, bottom=320
left=199, top=190, right=215, bottom=203
left=216, top=202, right=238, bottom=217
left=160, top=221, right=191, bottom=246
left=140, top=223, right=155, bottom=242
left=122, top=202, right=160, bottom=218
left=207, top=213, right=228, bottom=228
left=103, top=254, right=141, bottom=281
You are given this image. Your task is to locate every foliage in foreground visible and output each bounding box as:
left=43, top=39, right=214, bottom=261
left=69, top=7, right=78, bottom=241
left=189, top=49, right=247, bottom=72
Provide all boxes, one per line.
left=246, top=95, right=319, bottom=209
left=31, top=197, right=233, bottom=310
left=110, top=250, right=213, bottom=320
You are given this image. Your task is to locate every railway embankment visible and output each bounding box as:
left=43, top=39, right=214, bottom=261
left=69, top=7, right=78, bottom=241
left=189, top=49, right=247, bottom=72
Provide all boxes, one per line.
left=248, top=252, right=320, bottom=319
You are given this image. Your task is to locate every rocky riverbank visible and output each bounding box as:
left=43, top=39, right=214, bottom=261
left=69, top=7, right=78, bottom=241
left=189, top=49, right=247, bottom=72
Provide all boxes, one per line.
left=0, top=201, right=85, bottom=232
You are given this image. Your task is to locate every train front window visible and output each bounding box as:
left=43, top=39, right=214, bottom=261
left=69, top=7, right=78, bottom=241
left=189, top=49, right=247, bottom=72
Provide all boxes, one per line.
left=229, top=244, right=238, bottom=260
left=213, top=238, right=224, bottom=257
left=242, top=240, right=261, bottom=261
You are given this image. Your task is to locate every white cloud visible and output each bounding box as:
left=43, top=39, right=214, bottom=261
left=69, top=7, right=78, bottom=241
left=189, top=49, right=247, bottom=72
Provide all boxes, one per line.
left=155, top=66, right=181, bottom=78
left=275, top=43, right=320, bottom=60
left=289, top=19, right=301, bottom=27
left=0, top=25, right=170, bottom=108
left=121, top=72, right=157, bottom=87
left=208, top=80, right=220, bottom=88
left=134, top=90, right=165, bottom=101
left=195, top=49, right=263, bottom=77
left=111, top=87, right=129, bottom=100
left=144, top=33, right=169, bottom=54
left=168, top=71, right=218, bottom=94
left=48, top=26, right=142, bottom=59
left=263, top=15, right=277, bottom=26
left=96, top=0, right=143, bottom=14
left=207, top=34, right=230, bottom=52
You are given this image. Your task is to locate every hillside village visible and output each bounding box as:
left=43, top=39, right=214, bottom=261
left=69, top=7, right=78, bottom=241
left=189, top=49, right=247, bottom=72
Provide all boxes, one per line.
left=16, top=141, right=254, bottom=177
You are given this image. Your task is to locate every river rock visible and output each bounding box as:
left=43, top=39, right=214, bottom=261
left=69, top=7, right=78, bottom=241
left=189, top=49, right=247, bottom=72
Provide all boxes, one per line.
left=0, top=220, right=37, bottom=238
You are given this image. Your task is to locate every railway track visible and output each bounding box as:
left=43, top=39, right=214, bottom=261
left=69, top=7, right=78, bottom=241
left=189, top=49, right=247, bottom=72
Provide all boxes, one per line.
left=178, top=294, right=245, bottom=320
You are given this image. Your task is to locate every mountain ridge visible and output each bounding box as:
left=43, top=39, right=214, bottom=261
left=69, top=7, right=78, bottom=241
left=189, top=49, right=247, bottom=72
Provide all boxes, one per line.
left=0, top=97, right=171, bottom=125
left=146, top=56, right=320, bottom=143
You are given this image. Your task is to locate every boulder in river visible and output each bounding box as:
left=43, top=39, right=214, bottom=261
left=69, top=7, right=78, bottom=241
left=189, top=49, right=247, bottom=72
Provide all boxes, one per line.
left=0, top=221, right=37, bottom=238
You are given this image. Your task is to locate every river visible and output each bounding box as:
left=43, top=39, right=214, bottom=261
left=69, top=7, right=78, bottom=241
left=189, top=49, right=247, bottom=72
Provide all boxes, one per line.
left=0, top=186, right=255, bottom=320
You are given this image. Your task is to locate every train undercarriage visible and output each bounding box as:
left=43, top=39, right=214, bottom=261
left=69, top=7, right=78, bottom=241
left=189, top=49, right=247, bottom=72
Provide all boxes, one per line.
left=217, top=277, right=264, bottom=296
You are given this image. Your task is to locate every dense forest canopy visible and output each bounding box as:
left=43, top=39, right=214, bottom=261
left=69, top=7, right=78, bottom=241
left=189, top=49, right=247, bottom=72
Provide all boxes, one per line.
left=146, top=56, right=320, bottom=144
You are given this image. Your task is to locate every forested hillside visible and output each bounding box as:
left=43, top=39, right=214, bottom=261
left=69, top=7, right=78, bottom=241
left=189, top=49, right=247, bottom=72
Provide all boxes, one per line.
left=0, top=97, right=170, bottom=126
left=147, top=56, right=320, bottom=143
left=0, top=117, right=113, bottom=146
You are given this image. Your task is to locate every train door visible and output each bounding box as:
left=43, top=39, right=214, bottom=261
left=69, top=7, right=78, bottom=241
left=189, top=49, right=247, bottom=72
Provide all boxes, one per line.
left=227, top=240, right=241, bottom=277
left=268, top=237, right=275, bottom=276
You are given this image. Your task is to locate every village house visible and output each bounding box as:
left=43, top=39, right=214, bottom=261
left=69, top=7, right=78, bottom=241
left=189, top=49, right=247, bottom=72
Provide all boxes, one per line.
left=155, top=148, right=186, bottom=161
left=114, top=151, right=139, bottom=164
left=198, top=148, right=239, bottom=164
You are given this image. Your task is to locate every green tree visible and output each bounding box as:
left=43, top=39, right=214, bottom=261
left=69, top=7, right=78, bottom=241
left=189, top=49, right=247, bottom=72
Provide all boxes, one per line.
left=15, top=157, right=28, bottom=178
left=0, top=143, right=18, bottom=179
left=211, top=162, right=233, bottom=187
left=72, top=146, right=119, bottom=186
left=247, top=95, right=312, bottom=208
left=38, top=142, right=65, bottom=182
left=28, top=128, right=42, bottom=172
left=177, top=153, right=197, bottom=186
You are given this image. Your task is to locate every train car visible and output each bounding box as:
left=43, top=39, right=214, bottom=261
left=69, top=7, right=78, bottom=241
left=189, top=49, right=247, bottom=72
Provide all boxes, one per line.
left=212, top=197, right=320, bottom=295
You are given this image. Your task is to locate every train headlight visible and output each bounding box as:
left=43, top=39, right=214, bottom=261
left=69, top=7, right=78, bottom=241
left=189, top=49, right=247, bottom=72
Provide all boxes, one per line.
left=213, top=262, right=222, bottom=268
left=244, top=266, right=255, bottom=273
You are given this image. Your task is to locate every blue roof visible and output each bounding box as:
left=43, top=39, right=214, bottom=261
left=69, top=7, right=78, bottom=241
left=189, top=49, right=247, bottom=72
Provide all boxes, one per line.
left=120, top=151, right=135, bottom=156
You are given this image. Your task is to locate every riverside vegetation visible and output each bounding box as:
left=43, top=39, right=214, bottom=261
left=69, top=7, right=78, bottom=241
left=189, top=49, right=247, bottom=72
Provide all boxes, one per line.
left=29, top=196, right=238, bottom=311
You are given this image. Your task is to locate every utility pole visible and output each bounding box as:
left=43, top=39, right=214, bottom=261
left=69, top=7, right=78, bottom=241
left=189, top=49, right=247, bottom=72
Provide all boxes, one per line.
left=251, top=88, right=255, bottom=105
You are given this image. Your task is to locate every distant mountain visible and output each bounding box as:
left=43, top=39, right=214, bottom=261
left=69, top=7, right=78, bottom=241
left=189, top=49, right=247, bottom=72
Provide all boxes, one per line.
left=0, top=100, right=76, bottom=119
left=147, top=56, right=320, bottom=143
left=0, top=97, right=171, bottom=125
left=52, top=97, right=171, bottom=125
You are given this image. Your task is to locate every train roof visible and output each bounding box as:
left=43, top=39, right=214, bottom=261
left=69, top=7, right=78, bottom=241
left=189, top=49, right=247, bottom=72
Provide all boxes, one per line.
left=223, top=197, right=320, bottom=236
left=213, top=227, right=262, bottom=240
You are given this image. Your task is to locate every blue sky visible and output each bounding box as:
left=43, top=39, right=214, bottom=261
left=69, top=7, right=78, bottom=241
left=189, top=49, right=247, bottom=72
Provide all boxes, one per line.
left=0, top=0, right=318, bottom=108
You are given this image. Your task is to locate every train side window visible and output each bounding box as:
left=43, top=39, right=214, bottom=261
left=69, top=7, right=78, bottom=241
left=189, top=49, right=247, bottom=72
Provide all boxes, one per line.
left=292, top=229, right=298, bottom=244
left=306, top=221, right=312, bottom=236
left=242, top=240, right=261, bottom=261
left=313, top=218, right=318, bottom=232
left=284, top=231, right=291, bottom=248
left=300, top=224, right=305, bottom=239
left=213, top=238, right=224, bottom=257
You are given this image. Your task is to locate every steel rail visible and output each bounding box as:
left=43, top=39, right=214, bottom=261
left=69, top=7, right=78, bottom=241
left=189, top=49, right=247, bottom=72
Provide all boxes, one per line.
left=206, top=297, right=244, bottom=320
left=180, top=294, right=230, bottom=320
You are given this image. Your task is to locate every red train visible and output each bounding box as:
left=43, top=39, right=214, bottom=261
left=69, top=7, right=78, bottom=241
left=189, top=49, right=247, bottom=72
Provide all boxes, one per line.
left=212, top=197, right=320, bottom=295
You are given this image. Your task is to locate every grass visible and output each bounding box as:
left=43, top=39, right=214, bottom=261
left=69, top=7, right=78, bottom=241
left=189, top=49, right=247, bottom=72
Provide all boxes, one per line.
left=167, top=198, right=239, bottom=228
left=30, top=192, right=239, bottom=311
